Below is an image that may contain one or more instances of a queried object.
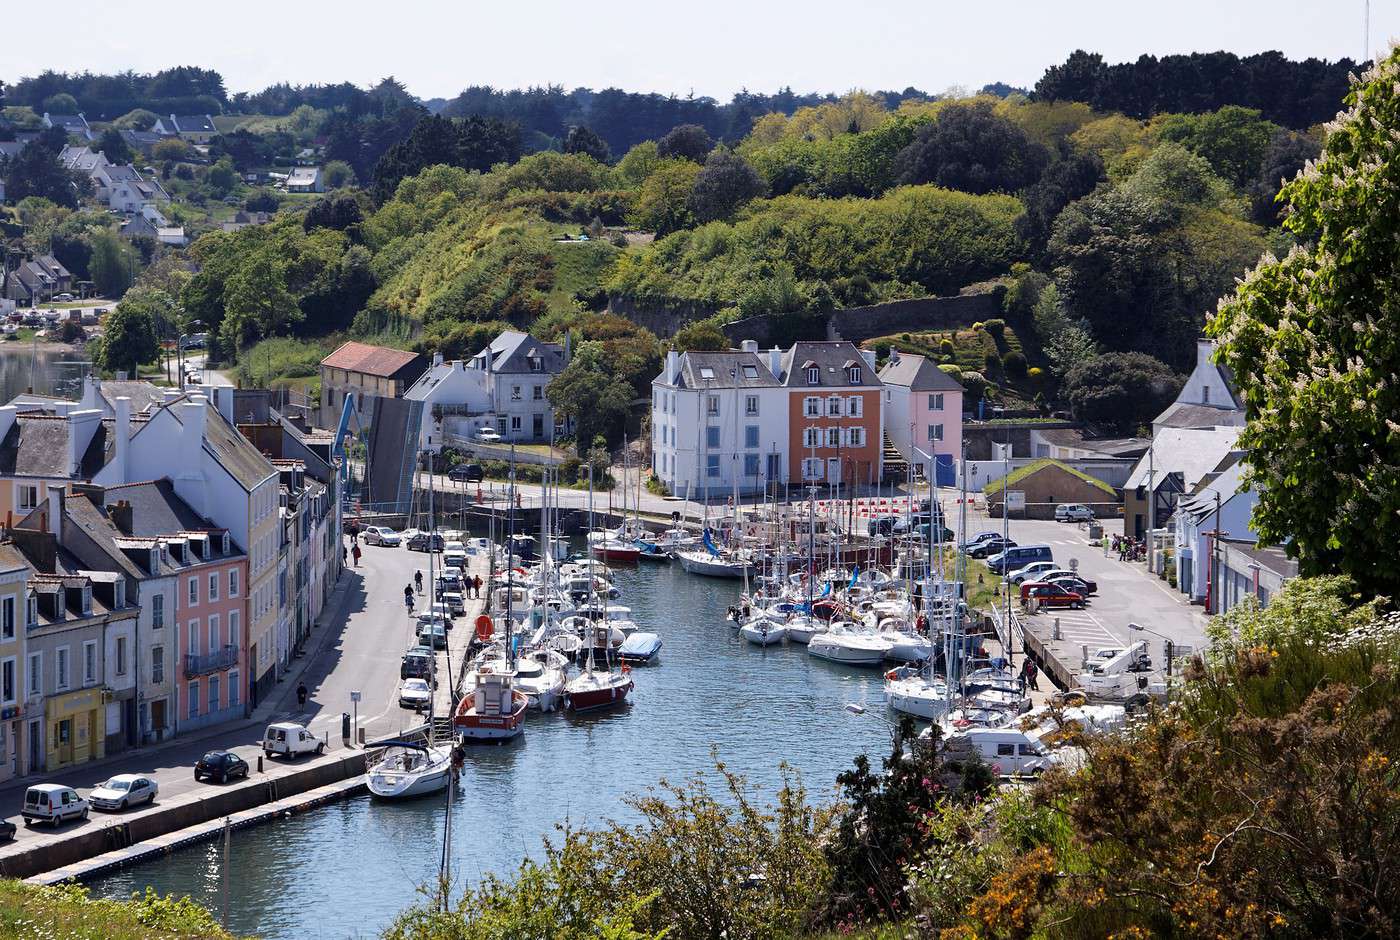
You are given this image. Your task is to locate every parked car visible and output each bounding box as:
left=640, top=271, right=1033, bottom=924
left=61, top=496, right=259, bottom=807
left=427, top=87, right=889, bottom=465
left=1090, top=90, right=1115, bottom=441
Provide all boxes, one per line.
left=22, top=784, right=88, bottom=827
left=53, top=292, right=74, bottom=302
left=959, top=531, right=1003, bottom=551
left=1022, top=582, right=1086, bottom=609
left=262, top=722, right=325, bottom=759
left=195, top=750, right=250, bottom=784
left=448, top=463, right=483, bottom=483
left=473, top=427, right=502, bottom=444
left=362, top=526, right=400, bottom=547
left=967, top=536, right=1016, bottom=559
left=941, top=727, right=1056, bottom=777
left=1047, top=574, right=1098, bottom=597
left=436, top=571, right=462, bottom=593
left=440, top=590, right=466, bottom=616
left=0, top=818, right=15, bottom=841
left=986, top=544, right=1053, bottom=575
left=407, top=531, right=445, bottom=552
left=399, top=678, right=433, bottom=710
left=1007, top=561, right=1060, bottom=585
left=418, top=621, right=448, bottom=650
left=401, top=646, right=437, bottom=680
left=1055, top=503, right=1096, bottom=523
left=442, top=548, right=467, bottom=569
left=89, top=774, right=158, bottom=812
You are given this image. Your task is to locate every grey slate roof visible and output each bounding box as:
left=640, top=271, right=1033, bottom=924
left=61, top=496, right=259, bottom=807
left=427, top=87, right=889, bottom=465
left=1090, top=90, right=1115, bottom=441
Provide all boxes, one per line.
left=777, top=342, right=881, bottom=389
left=0, top=416, right=108, bottom=478
left=472, top=330, right=565, bottom=374
left=877, top=352, right=963, bottom=392
left=102, top=479, right=212, bottom=536
left=670, top=351, right=780, bottom=390
left=1154, top=401, right=1247, bottom=430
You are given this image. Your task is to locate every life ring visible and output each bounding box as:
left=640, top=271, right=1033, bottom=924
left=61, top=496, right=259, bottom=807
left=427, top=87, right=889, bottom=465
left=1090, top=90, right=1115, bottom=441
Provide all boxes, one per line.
left=954, top=719, right=971, bottom=728
left=474, top=615, right=493, bottom=641
left=884, top=669, right=900, bottom=681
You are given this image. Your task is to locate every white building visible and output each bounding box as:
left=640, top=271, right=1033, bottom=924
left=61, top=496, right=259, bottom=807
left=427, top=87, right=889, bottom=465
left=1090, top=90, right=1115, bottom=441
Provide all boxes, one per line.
left=1153, top=339, right=1246, bottom=433
left=651, top=342, right=789, bottom=498
left=285, top=167, right=324, bottom=193
left=1172, top=454, right=1257, bottom=607
left=403, top=331, right=569, bottom=451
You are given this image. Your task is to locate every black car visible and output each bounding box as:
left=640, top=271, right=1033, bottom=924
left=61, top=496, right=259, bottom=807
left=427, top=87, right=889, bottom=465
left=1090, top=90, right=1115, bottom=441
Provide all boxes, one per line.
left=194, top=750, right=250, bottom=784
left=0, top=818, right=15, bottom=841
left=407, top=532, right=445, bottom=552
left=1048, top=574, right=1098, bottom=597
left=448, top=463, right=484, bottom=483
left=966, top=536, right=1016, bottom=558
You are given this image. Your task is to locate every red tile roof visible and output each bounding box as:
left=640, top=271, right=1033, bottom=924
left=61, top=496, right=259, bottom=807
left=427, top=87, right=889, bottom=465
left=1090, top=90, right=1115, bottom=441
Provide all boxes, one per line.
left=320, top=341, right=423, bottom=378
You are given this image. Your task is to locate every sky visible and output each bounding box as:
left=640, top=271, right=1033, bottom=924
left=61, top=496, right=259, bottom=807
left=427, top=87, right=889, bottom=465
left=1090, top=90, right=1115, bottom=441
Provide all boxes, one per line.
left=4, top=0, right=1397, bottom=103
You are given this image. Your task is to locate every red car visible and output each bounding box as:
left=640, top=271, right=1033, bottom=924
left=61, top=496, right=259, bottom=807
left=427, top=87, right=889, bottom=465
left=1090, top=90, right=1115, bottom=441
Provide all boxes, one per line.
left=1022, top=582, right=1086, bottom=609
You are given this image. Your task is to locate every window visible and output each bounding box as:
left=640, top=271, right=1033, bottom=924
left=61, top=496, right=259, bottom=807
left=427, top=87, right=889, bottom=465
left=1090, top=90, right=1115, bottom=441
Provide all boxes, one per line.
left=849, top=427, right=865, bottom=448
left=1202, top=385, right=1211, bottom=404
left=229, top=570, right=239, bottom=598
left=528, top=357, right=543, bottom=372
left=706, top=426, right=720, bottom=449
left=151, top=646, right=164, bottom=685
left=207, top=573, right=218, bottom=602
left=57, top=647, right=70, bottom=691
left=744, top=454, right=760, bottom=476
left=742, top=364, right=759, bottom=380
left=802, top=457, right=824, bottom=480
left=848, top=396, right=863, bottom=417
left=847, top=366, right=862, bottom=383
left=209, top=615, right=220, bottom=651
left=188, top=682, right=199, bottom=719
left=827, top=396, right=842, bottom=416
left=188, top=620, right=201, bottom=656
left=803, top=397, right=820, bottom=417
left=928, top=393, right=944, bottom=410
left=996, top=742, right=1016, bottom=757
left=744, top=395, right=758, bottom=416
left=706, top=455, right=720, bottom=477
left=805, top=367, right=820, bottom=385
left=81, top=586, right=91, bottom=615
left=16, top=485, right=38, bottom=511
left=115, top=636, right=127, bottom=677
left=706, top=395, right=720, bottom=416
left=699, top=366, right=715, bottom=380
left=1, top=597, right=12, bottom=640
left=229, top=670, right=240, bottom=708
left=83, top=641, right=96, bottom=685
left=825, top=427, right=840, bottom=448
left=188, top=577, right=199, bottom=607
left=229, top=611, right=240, bottom=648
left=27, top=653, right=40, bottom=697
left=208, top=676, right=220, bottom=713
left=744, top=425, right=759, bottom=449
left=510, top=385, right=522, bottom=401
left=803, top=427, right=820, bottom=449
left=928, top=423, right=944, bottom=442
left=0, top=657, right=14, bottom=705
left=532, top=385, right=543, bottom=400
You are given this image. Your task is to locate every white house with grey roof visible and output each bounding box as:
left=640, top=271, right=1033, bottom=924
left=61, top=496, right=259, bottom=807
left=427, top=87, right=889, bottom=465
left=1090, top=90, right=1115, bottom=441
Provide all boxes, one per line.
left=1153, top=339, right=1246, bottom=433
left=403, top=330, right=570, bottom=451
left=651, top=342, right=790, bottom=498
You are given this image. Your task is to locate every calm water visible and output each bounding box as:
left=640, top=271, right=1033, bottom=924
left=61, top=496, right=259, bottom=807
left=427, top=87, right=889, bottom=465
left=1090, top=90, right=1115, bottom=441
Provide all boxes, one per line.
left=0, top=345, right=91, bottom=401
left=88, top=561, right=894, bottom=939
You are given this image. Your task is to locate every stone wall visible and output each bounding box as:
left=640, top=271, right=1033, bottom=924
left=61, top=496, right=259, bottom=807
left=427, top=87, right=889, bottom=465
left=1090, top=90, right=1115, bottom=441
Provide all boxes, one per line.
left=606, top=295, right=722, bottom=338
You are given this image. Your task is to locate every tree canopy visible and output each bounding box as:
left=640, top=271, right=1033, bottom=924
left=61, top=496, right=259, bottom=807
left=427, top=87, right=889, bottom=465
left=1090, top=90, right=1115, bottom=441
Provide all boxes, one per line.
left=893, top=100, right=1050, bottom=195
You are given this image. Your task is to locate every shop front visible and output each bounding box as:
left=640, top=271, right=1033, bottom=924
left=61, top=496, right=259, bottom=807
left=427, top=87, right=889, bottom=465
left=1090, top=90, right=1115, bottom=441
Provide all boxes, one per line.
left=46, top=687, right=105, bottom=770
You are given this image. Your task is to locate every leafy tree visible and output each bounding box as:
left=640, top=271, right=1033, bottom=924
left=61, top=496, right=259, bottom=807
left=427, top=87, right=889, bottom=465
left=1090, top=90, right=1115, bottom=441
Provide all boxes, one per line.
left=1062, top=351, right=1181, bottom=432
left=656, top=123, right=713, bottom=163
left=41, top=92, right=79, bottom=114
left=95, top=127, right=133, bottom=164
left=244, top=190, right=281, bottom=213
left=204, top=156, right=238, bottom=197
left=1248, top=127, right=1321, bottom=225
left=1211, top=48, right=1400, bottom=594
left=1014, top=148, right=1102, bottom=259
left=321, top=159, right=355, bottom=189
left=88, top=229, right=137, bottom=298
left=94, top=297, right=160, bottom=376
left=220, top=248, right=301, bottom=351
left=893, top=100, right=1050, bottom=195
left=547, top=340, right=635, bottom=448
left=303, top=192, right=364, bottom=232
left=112, top=108, right=157, bottom=130
left=687, top=147, right=766, bottom=222
left=1, top=126, right=84, bottom=207
left=372, top=113, right=521, bottom=202
left=616, top=140, right=660, bottom=187
left=672, top=319, right=729, bottom=351
left=151, top=137, right=191, bottom=162
left=563, top=124, right=611, bottom=163
left=627, top=159, right=700, bottom=234
left=1155, top=105, right=1280, bottom=187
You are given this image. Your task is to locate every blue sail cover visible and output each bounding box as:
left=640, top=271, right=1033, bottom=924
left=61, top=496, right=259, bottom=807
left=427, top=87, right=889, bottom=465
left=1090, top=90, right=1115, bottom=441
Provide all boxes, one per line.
left=702, top=527, right=722, bottom=557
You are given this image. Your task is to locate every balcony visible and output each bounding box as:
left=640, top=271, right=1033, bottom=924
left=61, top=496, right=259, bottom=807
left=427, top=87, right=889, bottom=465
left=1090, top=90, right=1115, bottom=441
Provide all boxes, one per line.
left=184, top=645, right=238, bottom=678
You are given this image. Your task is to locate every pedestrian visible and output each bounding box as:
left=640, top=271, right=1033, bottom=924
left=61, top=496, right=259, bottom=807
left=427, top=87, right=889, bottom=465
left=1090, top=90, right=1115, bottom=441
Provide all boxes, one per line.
left=474, top=574, right=483, bottom=599
left=341, top=545, right=347, bottom=565
left=1023, top=658, right=1039, bottom=691
left=352, top=543, right=361, bottom=567
left=296, top=682, right=308, bottom=708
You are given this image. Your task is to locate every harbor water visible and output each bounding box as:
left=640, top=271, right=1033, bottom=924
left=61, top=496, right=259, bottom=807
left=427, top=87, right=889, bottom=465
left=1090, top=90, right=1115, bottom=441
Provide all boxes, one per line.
left=86, top=558, right=895, bottom=939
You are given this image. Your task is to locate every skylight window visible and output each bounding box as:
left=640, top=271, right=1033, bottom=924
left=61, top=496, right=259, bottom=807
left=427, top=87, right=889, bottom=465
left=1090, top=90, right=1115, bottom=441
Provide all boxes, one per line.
left=699, top=367, right=716, bottom=380
left=742, top=365, right=759, bottom=379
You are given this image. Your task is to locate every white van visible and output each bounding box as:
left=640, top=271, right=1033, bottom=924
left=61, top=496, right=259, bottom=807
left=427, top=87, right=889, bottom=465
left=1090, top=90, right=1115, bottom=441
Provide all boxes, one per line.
left=262, top=722, right=325, bottom=759
left=22, top=783, right=89, bottom=827
left=941, top=727, right=1055, bottom=777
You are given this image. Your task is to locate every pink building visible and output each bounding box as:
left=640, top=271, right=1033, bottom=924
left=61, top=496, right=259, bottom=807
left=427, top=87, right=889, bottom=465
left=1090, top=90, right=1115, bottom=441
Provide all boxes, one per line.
left=878, top=352, right=964, bottom=483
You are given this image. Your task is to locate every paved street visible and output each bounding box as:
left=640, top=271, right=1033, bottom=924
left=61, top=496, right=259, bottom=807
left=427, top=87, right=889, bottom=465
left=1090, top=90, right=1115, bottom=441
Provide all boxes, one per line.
left=0, top=537, right=445, bottom=850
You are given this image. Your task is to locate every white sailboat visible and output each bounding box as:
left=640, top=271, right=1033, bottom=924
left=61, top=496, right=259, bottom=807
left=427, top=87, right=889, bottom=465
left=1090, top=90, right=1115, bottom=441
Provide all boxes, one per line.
left=365, top=740, right=455, bottom=799
left=807, top=620, right=892, bottom=666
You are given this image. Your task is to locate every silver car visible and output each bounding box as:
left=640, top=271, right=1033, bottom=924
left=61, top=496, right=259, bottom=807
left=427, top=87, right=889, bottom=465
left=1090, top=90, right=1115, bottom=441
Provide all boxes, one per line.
left=1054, top=503, right=1095, bottom=522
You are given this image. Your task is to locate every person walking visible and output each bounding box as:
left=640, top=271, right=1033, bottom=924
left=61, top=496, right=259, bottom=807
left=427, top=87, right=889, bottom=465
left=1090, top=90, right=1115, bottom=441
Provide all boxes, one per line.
left=296, top=682, right=308, bottom=708
left=1022, top=658, right=1039, bottom=691
left=351, top=543, right=361, bottom=567
left=473, top=574, right=483, bottom=599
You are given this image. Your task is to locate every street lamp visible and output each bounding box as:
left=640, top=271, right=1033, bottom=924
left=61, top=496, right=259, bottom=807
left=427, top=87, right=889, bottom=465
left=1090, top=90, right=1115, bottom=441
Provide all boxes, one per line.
left=1127, top=621, right=1176, bottom=682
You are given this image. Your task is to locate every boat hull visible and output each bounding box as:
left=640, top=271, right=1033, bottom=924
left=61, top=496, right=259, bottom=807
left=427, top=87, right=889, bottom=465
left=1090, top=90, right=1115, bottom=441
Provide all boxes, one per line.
left=884, top=678, right=951, bottom=720
left=455, top=693, right=528, bottom=741
left=676, top=552, right=753, bottom=578
left=808, top=638, right=888, bottom=666
left=564, top=677, right=633, bottom=712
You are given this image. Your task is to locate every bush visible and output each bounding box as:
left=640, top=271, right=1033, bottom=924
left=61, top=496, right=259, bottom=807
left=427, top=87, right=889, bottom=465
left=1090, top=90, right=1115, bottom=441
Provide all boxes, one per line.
left=938, top=364, right=963, bottom=377
left=984, top=351, right=1001, bottom=374
left=940, top=338, right=955, bottom=357
left=1003, top=350, right=1027, bottom=379
left=983, top=317, right=1006, bottom=341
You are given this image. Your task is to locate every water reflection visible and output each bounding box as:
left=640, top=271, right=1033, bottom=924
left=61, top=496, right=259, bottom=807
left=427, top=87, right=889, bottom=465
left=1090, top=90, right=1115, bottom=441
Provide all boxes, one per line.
left=0, top=344, right=92, bottom=401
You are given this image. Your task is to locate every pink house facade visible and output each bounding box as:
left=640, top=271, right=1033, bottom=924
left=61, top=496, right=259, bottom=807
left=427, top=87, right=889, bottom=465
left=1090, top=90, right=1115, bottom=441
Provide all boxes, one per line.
left=878, top=353, right=965, bottom=480
left=175, top=543, right=249, bottom=732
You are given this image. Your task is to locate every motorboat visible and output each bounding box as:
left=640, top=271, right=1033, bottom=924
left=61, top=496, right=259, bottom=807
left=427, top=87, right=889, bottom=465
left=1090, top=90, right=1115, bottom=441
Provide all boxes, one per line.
left=365, top=740, right=455, bottom=799
left=652, top=527, right=699, bottom=551
left=807, top=620, right=891, bottom=667
left=883, top=666, right=951, bottom=721
left=877, top=620, right=933, bottom=663
left=618, top=631, right=663, bottom=664
left=739, top=615, right=787, bottom=646
left=785, top=615, right=824, bottom=645
left=513, top=649, right=568, bottom=712
left=454, top=665, right=528, bottom=742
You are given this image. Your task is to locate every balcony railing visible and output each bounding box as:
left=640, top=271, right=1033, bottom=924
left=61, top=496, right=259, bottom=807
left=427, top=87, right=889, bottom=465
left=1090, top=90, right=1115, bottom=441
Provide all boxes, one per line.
left=184, top=645, right=238, bottom=678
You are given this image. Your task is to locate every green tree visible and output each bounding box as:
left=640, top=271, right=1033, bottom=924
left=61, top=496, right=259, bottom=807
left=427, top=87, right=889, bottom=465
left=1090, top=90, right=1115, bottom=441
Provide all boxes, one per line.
left=1211, top=48, right=1400, bottom=594
left=627, top=159, right=700, bottom=234
left=95, top=127, right=133, bottom=164
left=204, top=156, right=238, bottom=196
left=94, top=298, right=160, bottom=376
left=2, top=126, right=84, bottom=207
left=687, top=147, right=766, bottom=223
left=112, top=108, right=158, bottom=130
left=616, top=140, right=660, bottom=187
left=321, top=159, right=355, bottom=189
left=87, top=229, right=137, bottom=298
left=41, top=92, right=79, bottom=114
left=563, top=124, right=611, bottom=164
left=673, top=319, right=729, bottom=351
left=221, top=249, right=301, bottom=352
left=1062, top=351, right=1181, bottom=432
left=151, top=137, right=191, bottom=162
left=1248, top=127, right=1320, bottom=225
left=546, top=340, right=634, bottom=447
left=1155, top=105, right=1280, bottom=188
left=893, top=100, right=1050, bottom=195
left=656, top=123, right=713, bottom=162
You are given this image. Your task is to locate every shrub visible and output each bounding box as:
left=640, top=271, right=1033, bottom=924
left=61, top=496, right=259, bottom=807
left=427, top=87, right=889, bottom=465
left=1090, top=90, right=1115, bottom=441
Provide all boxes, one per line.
left=971, top=321, right=984, bottom=331
left=940, top=339, right=956, bottom=357
left=984, top=351, right=1001, bottom=374
left=938, top=364, right=963, bottom=377
left=1003, top=350, right=1027, bottom=379
left=983, top=317, right=1006, bottom=341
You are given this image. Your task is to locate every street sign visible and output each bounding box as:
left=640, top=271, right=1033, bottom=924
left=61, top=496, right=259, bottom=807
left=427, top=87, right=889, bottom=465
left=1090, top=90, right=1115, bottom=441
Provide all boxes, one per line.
left=1006, top=491, right=1026, bottom=512
left=349, top=690, right=361, bottom=703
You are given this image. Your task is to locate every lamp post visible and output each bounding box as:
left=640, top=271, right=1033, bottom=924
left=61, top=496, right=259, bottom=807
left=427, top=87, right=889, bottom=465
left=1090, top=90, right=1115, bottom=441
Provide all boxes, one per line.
left=1127, top=621, right=1175, bottom=701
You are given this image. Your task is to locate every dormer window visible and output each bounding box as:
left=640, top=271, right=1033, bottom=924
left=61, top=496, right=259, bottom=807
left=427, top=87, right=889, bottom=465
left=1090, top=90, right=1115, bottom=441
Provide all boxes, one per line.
left=805, top=367, right=820, bottom=385
left=82, top=586, right=92, bottom=615
left=528, top=356, right=542, bottom=372
left=222, top=532, right=230, bottom=554
left=847, top=366, right=862, bottom=384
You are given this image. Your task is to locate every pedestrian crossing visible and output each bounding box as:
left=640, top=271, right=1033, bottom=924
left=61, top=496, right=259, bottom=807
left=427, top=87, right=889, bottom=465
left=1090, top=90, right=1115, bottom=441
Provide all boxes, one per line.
left=1033, top=608, right=1122, bottom=646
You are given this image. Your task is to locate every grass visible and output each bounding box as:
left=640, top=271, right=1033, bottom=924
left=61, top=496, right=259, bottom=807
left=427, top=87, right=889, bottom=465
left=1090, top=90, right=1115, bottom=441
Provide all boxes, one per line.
left=0, top=880, right=241, bottom=939
left=546, top=238, right=621, bottom=314
left=980, top=457, right=1118, bottom=498
left=236, top=335, right=331, bottom=388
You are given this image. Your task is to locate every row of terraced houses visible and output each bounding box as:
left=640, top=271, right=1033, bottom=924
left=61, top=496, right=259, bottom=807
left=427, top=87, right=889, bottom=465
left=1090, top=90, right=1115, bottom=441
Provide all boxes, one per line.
left=0, top=378, right=341, bottom=785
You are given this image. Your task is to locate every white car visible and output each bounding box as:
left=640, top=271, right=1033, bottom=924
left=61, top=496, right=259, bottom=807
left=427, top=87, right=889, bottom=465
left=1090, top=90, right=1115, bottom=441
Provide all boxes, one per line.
left=1007, top=561, right=1059, bottom=585
left=398, top=678, right=433, bottom=710
left=1055, top=503, right=1096, bottom=522
left=263, top=722, right=325, bottom=760
left=363, top=526, right=400, bottom=547
left=89, top=774, right=158, bottom=812
left=21, top=784, right=88, bottom=827
left=473, top=427, right=502, bottom=443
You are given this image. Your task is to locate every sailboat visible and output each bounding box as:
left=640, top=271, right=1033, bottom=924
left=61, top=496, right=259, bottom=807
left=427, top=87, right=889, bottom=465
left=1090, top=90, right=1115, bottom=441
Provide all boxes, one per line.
left=565, top=469, right=634, bottom=712
left=365, top=739, right=456, bottom=799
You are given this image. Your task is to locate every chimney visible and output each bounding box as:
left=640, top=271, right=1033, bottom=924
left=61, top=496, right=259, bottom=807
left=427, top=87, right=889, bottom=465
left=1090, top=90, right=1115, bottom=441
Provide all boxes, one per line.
left=860, top=349, right=877, bottom=372
left=1197, top=338, right=1215, bottom=370
left=110, top=499, right=133, bottom=534
left=45, top=484, right=64, bottom=539
left=433, top=352, right=444, bottom=368
left=769, top=347, right=782, bottom=380
left=740, top=339, right=758, bottom=354
left=0, top=405, right=16, bottom=443
left=211, top=386, right=234, bottom=425
left=182, top=395, right=208, bottom=461
left=162, top=389, right=183, bottom=404
left=66, top=408, right=102, bottom=476
left=665, top=350, right=679, bottom=385
left=114, top=396, right=131, bottom=480
left=452, top=360, right=464, bottom=372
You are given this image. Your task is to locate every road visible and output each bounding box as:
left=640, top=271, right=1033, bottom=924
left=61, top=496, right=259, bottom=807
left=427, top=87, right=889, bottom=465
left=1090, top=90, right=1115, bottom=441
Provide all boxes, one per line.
left=0, top=537, right=444, bottom=849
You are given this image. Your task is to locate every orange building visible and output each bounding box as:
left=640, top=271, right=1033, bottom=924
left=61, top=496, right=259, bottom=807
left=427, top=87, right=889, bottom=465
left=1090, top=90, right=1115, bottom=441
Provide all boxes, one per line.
left=778, top=342, right=883, bottom=486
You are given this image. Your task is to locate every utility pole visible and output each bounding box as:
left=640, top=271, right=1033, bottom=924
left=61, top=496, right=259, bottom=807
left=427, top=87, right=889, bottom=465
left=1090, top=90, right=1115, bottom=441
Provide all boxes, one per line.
left=1146, top=446, right=1155, bottom=571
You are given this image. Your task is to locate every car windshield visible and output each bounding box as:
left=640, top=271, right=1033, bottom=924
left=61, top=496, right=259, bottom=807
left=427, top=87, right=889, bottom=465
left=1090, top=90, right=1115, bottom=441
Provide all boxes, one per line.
left=202, top=751, right=223, bottom=762
left=406, top=680, right=427, bottom=691
left=105, top=779, right=130, bottom=791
